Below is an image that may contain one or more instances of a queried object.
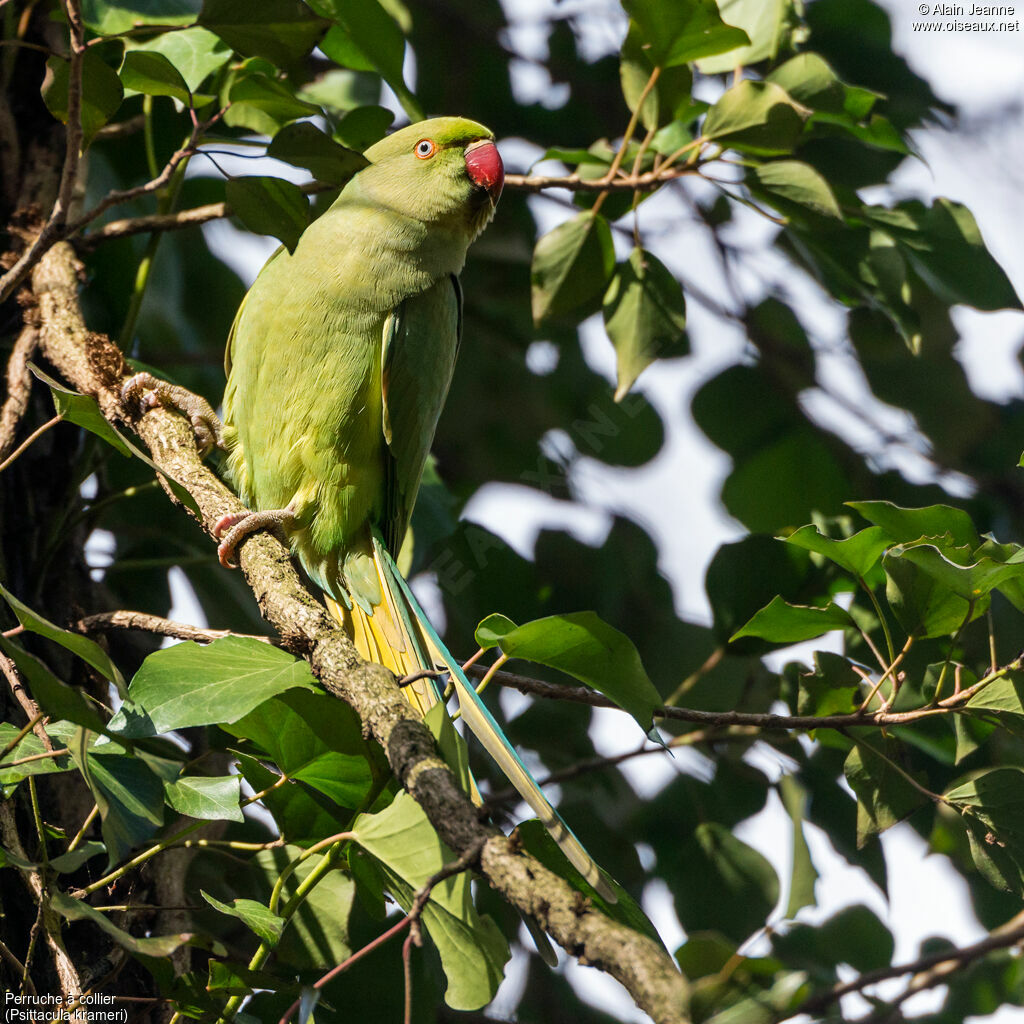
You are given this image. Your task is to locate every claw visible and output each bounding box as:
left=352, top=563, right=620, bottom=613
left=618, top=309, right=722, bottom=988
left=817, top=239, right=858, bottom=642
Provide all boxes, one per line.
left=214, top=506, right=296, bottom=568
left=120, top=371, right=225, bottom=455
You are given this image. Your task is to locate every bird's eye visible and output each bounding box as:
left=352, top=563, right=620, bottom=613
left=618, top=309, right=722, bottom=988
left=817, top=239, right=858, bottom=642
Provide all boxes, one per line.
left=414, top=139, right=437, bottom=159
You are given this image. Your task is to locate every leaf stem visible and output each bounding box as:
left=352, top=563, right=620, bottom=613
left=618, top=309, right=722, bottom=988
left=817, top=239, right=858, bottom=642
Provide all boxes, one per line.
left=219, top=841, right=345, bottom=1024
left=75, top=771, right=292, bottom=897
left=861, top=577, right=896, bottom=666
left=268, top=831, right=353, bottom=914
left=66, top=804, right=99, bottom=853
left=593, top=64, right=661, bottom=215
left=0, top=712, right=45, bottom=760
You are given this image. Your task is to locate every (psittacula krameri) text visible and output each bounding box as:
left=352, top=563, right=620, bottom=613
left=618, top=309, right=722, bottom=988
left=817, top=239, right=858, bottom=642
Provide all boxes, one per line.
left=216, top=116, right=614, bottom=902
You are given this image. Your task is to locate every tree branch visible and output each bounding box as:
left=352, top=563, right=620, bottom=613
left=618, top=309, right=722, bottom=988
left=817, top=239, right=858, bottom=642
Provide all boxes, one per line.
left=469, top=662, right=1010, bottom=732
left=0, top=108, right=223, bottom=304
left=28, top=239, right=690, bottom=1024
left=78, top=162, right=702, bottom=246
left=792, top=907, right=1024, bottom=1019
left=75, top=609, right=274, bottom=645
left=0, top=327, right=40, bottom=460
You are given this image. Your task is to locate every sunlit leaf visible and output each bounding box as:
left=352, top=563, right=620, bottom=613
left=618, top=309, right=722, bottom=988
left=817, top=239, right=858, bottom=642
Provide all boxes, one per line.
left=474, top=610, right=663, bottom=733
left=703, top=80, right=810, bottom=156
left=730, top=596, right=854, bottom=644
left=108, top=637, right=316, bottom=738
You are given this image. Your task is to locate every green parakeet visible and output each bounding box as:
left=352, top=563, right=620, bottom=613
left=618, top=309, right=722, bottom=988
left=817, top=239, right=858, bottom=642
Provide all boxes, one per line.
left=218, top=117, right=613, bottom=902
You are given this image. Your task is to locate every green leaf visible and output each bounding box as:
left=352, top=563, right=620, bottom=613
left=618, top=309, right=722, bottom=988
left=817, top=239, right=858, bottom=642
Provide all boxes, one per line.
left=0, top=724, right=73, bottom=788
left=266, top=122, right=368, bottom=186
left=945, top=769, right=1024, bottom=894
left=782, top=524, right=890, bottom=578
left=29, top=365, right=199, bottom=513
left=42, top=50, right=124, bottom=148
left=0, top=638, right=109, bottom=734
left=234, top=751, right=350, bottom=845
left=779, top=775, right=817, bottom=917
left=730, top=595, right=854, bottom=644
left=108, top=636, right=316, bottom=738
left=129, top=26, right=231, bottom=93
left=530, top=211, right=615, bottom=324
left=48, top=841, right=106, bottom=874
left=473, top=610, right=663, bottom=733
left=0, top=583, right=125, bottom=694
left=844, top=739, right=929, bottom=844
left=890, top=541, right=1024, bottom=604
left=226, top=176, right=310, bottom=252
left=164, top=774, right=244, bottom=821
left=81, top=0, right=201, bottom=35
left=622, top=0, right=750, bottom=67
left=702, top=80, right=810, bottom=156
left=80, top=747, right=166, bottom=867
left=50, top=890, right=190, bottom=957
left=882, top=550, right=984, bottom=639
left=224, top=73, right=322, bottom=136
left=199, top=0, right=328, bottom=66
left=863, top=199, right=1022, bottom=311
left=697, top=0, right=801, bottom=74
left=251, top=846, right=354, bottom=969
left=119, top=50, right=192, bottom=103
left=796, top=651, right=860, bottom=718
left=332, top=104, right=394, bottom=151
left=352, top=793, right=509, bottom=1010
left=966, top=673, right=1024, bottom=718
left=673, top=822, right=780, bottom=944
left=848, top=500, right=981, bottom=549
left=822, top=907, right=894, bottom=972
left=619, top=22, right=692, bottom=131
left=201, top=891, right=285, bottom=945
left=29, top=364, right=131, bottom=456
left=766, top=52, right=880, bottom=119
left=603, top=248, right=688, bottom=401
left=223, top=689, right=379, bottom=814
left=314, top=0, right=421, bottom=118
left=752, top=160, right=842, bottom=219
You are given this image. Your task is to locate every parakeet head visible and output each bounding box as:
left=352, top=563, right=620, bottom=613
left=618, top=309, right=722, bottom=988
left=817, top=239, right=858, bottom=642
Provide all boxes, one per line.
left=358, top=116, right=503, bottom=238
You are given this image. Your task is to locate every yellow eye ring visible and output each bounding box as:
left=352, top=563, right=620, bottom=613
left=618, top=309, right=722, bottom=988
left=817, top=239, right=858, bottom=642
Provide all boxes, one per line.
left=414, top=139, right=437, bottom=159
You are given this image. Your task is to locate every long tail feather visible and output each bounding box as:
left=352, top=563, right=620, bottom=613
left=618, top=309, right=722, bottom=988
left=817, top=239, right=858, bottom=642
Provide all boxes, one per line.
left=372, top=535, right=616, bottom=904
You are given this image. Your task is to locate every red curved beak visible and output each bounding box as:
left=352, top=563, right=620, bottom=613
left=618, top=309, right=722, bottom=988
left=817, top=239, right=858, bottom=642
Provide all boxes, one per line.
left=464, top=139, right=504, bottom=202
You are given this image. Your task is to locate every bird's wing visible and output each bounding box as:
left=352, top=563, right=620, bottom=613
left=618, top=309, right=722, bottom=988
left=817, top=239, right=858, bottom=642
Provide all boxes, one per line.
left=223, top=244, right=286, bottom=377
left=379, top=274, right=462, bottom=553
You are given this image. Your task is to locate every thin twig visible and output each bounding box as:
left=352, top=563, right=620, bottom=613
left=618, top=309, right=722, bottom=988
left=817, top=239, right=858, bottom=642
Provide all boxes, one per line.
left=793, top=908, right=1024, bottom=1018
left=0, top=107, right=225, bottom=303
left=0, top=712, right=44, bottom=760
left=276, top=838, right=487, bottom=1024
left=75, top=609, right=274, bottom=645
left=80, top=160, right=705, bottom=247
left=465, top=661, right=999, bottom=732
left=0, top=746, right=70, bottom=771
left=0, top=414, right=62, bottom=473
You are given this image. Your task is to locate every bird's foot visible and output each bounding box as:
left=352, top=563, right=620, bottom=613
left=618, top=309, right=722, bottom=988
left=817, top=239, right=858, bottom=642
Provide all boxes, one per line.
left=120, top=371, right=225, bottom=455
left=214, top=506, right=296, bottom=568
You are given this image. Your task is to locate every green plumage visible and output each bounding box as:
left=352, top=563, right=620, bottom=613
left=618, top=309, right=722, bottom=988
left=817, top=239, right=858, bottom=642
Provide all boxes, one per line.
left=220, top=117, right=614, bottom=902
left=222, top=117, right=493, bottom=609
